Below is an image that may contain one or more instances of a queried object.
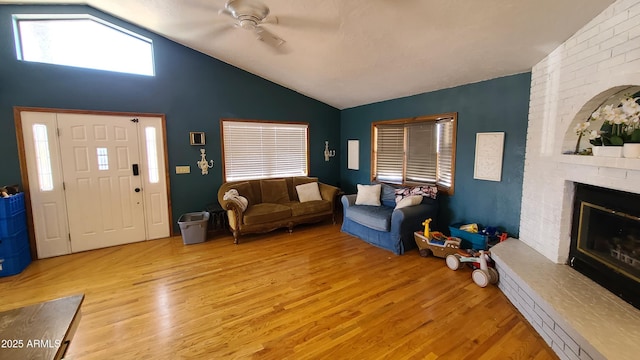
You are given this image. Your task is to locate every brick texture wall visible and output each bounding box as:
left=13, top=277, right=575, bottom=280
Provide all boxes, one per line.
left=520, top=0, right=640, bottom=263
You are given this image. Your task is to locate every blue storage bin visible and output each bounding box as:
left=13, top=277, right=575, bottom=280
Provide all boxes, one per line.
left=0, top=193, right=25, bottom=218
left=0, top=243, right=31, bottom=277
left=0, top=210, right=27, bottom=237
left=0, top=228, right=29, bottom=256
left=449, top=223, right=488, bottom=250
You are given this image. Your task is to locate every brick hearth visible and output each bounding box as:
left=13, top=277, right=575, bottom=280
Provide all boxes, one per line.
left=492, top=239, right=640, bottom=360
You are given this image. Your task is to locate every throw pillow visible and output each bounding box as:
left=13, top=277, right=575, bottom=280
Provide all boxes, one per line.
left=296, top=182, right=322, bottom=203
left=260, top=179, right=290, bottom=204
left=394, top=195, right=422, bottom=209
left=355, top=184, right=381, bottom=206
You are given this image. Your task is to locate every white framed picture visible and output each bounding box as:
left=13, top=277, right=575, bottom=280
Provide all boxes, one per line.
left=474, top=132, right=505, bottom=182
left=348, top=140, right=359, bottom=170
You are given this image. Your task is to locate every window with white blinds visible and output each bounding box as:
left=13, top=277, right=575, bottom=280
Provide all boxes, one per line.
left=374, top=124, right=404, bottom=183
left=372, top=113, right=457, bottom=194
left=222, top=120, right=309, bottom=181
left=436, top=118, right=454, bottom=189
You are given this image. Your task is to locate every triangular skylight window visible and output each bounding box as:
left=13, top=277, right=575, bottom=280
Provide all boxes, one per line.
left=13, top=14, right=154, bottom=76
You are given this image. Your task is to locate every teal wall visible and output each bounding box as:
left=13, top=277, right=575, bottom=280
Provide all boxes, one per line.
left=0, top=5, right=340, bottom=232
left=0, top=5, right=531, bottom=239
left=340, top=73, right=531, bottom=237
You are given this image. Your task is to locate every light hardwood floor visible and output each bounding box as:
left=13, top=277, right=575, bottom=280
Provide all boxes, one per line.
left=0, top=222, right=557, bottom=359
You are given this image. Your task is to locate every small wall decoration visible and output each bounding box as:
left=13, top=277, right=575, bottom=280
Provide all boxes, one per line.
left=474, top=132, right=505, bottom=182
left=324, top=141, right=336, bottom=161
left=197, top=148, right=214, bottom=175
left=348, top=139, right=359, bottom=170
left=190, top=132, right=205, bottom=145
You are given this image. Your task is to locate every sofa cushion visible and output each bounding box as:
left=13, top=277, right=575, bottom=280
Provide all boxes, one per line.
left=355, top=184, right=381, bottom=206
left=345, top=205, right=394, bottom=232
left=288, top=200, right=331, bottom=217
left=296, top=182, right=322, bottom=202
left=380, top=183, right=397, bottom=208
left=243, top=203, right=292, bottom=225
left=234, top=181, right=256, bottom=206
left=260, top=179, right=290, bottom=204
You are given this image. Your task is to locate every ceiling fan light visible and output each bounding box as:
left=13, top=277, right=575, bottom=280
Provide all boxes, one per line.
left=239, top=19, right=256, bottom=29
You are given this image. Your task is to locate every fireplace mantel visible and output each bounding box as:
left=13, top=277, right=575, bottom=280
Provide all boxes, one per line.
left=558, top=154, right=640, bottom=171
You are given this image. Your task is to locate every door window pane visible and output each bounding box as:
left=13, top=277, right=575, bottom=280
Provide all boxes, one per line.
left=32, top=124, right=54, bottom=191
left=97, top=148, right=109, bottom=170
left=145, top=127, right=159, bottom=183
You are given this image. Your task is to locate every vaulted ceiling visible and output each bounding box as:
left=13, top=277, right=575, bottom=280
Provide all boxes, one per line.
left=0, top=0, right=615, bottom=109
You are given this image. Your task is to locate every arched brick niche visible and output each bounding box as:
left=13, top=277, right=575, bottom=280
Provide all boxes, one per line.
left=563, top=85, right=640, bottom=154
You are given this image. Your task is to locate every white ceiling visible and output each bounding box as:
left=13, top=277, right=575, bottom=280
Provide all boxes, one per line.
left=1, top=0, right=615, bottom=109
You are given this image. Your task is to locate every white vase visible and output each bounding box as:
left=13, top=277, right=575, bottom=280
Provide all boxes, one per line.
left=622, top=143, right=640, bottom=158
left=592, top=146, right=623, bottom=157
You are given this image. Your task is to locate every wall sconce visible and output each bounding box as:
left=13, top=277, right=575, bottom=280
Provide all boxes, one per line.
left=197, top=148, right=214, bottom=175
left=324, top=141, right=336, bottom=161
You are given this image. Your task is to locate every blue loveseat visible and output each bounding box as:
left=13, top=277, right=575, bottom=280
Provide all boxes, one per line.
left=340, top=183, right=439, bottom=255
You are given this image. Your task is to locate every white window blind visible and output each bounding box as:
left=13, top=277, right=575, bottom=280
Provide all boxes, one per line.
left=374, top=124, right=404, bottom=183
left=222, top=120, right=308, bottom=181
left=406, top=122, right=437, bottom=183
left=372, top=114, right=456, bottom=192
left=437, top=119, right=454, bottom=188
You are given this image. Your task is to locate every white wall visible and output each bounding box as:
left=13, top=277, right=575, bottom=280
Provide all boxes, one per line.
left=520, top=0, right=640, bottom=263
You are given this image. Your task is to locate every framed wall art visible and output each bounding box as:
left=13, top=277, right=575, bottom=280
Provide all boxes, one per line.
left=474, top=132, right=504, bottom=182
left=347, top=139, right=359, bottom=170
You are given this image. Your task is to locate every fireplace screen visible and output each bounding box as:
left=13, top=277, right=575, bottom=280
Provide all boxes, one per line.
left=570, top=183, right=640, bottom=309
left=576, top=202, right=640, bottom=282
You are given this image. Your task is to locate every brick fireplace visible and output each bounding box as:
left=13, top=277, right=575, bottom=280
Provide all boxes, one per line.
left=492, top=0, right=640, bottom=359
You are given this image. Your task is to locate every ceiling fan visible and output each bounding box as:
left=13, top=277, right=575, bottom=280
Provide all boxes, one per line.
left=218, top=0, right=285, bottom=49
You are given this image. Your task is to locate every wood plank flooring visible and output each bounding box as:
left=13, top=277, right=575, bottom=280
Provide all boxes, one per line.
left=0, top=222, right=557, bottom=359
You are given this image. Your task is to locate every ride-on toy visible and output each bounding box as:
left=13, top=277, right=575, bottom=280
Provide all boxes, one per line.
left=445, top=249, right=499, bottom=287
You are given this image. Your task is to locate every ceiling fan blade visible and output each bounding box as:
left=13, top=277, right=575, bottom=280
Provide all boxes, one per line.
left=183, top=0, right=224, bottom=13
left=274, top=14, right=339, bottom=30
left=218, top=7, right=233, bottom=18
left=262, top=15, right=279, bottom=25
left=209, top=22, right=237, bottom=37
left=254, top=26, right=285, bottom=48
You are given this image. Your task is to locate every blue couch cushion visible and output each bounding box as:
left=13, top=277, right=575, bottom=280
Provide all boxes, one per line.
left=345, top=205, right=394, bottom=232
left=380, top=183, right=397, bottom=208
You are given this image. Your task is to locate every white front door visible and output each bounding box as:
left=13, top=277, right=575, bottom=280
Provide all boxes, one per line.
left=57, top=113, right=146, bottom=252
left=20, top=110, right=170, bottom=258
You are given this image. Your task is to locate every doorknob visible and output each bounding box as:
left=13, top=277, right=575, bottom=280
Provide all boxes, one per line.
left=134, top=188, right=141, bottom=193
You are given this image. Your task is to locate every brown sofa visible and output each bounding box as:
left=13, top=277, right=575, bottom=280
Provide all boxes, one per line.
left=217, top=177, right=339, bottom=243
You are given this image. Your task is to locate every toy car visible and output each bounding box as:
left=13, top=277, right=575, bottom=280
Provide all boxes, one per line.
left=445, top=249, right=499, bottom=288
left=414, top=231, right=461, bottom=258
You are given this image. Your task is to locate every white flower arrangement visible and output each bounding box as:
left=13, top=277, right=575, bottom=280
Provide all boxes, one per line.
left=574, top=96, right=640, bottom=153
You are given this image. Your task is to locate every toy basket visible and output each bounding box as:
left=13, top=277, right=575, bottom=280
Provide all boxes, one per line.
left=0, top=211, right=26, bottom=237
left=449, top=223, right=488, bottom=250
left=0, top=193, right=25, bottom=219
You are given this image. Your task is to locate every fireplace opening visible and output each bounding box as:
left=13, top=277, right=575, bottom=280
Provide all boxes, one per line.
left=570, top=183, right=640, bottom=310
